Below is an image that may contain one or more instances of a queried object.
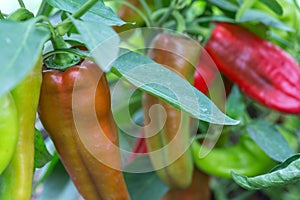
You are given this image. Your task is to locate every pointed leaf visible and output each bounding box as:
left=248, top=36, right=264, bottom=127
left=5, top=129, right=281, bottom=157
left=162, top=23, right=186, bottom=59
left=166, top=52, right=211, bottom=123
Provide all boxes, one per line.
left=0, top=19, right=50, bottom=97
left=247, top=120, right=294, bottom=162
left=232, top=154, right=300, bottom=190
left=111, top=49, right=239, bottom=125
left=47, top=0, right=125, bottom=26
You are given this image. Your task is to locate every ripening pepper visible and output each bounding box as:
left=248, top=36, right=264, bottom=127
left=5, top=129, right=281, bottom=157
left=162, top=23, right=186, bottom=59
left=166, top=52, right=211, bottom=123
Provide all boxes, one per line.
left=205, top=22, right=300, bottom=114
left=0, top=56, right=42, bottom=200
left=38, top=55, right=130, bottom=200
left=161, top=168, right=210, bottom=200
left=192, top=133, right=276, bottom=178
left=143, top=33, right=200, bottom=188
left=0, top=93, right=19, bottom=175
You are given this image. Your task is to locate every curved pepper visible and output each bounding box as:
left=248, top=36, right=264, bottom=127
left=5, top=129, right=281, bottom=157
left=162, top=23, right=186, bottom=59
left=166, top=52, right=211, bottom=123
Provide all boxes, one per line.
left=205, top=22, right=300, bottom=114
left=161, top=168, right=210, bottom=200
left=0, top=93, right=19, bottom=174
left=192, top=133, right=276, bottom=178
left=0, top=56, right=42, bottom=200
left=38, top=56, right=130, bottom=200
left=143, top=33, right=200, bottom=188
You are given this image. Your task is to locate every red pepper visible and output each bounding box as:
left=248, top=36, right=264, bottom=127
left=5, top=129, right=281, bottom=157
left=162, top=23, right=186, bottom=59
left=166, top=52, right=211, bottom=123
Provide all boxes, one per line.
left=205, top=23, right=300, bottom=114
left=194, top=54, right=217, bottom=94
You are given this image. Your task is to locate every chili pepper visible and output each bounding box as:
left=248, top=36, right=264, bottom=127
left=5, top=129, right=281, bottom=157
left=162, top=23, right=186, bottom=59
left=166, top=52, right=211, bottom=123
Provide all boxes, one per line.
left=205, top=22, right=300, bottom=114
left=192, top=133, right=276, bottom=178
left=194, top=54, right=217, bottom=94
left=38, top=53, right=130, bottom=200
left=0, top=93, right=19, bottom=175
left=143, top=33, right=200, bottom=188
left=0, top=56, right=42, bottom=200
left=161, top=168, right=210, bottom=200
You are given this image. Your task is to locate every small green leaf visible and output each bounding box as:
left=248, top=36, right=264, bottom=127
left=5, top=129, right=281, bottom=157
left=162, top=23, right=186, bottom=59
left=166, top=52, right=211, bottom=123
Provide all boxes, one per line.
left=34, top=129, right=53, bottom=168
left=226, top=85, right=246, bottom=120
left=124, top=170, right=169, bottom=200
left=0, top=19, right=50, bottom=97
left=208, top=0, right=238, bottom=11
left=235, top=0, right=255, bottom=20
left=247, top=120, right=294, bottom=162
left=260, top=0, right=283, bottom=15
left=71, top=18, right=120, bottom=72
left=111, top=49, right=239, bottom=125
left=36, top=158, right=79, bottom=200
left=238, top=9, right=293, bottom=31
left=47, top=0, right=125, bottom=26
left=232, top=154, right=300, bottom=190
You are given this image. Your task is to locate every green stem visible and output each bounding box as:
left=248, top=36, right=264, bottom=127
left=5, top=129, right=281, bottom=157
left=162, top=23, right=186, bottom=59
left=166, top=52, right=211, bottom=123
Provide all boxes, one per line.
left=18, top=0, right=26, bottom=8
left=156, top=2, right=175, bottom=27
left=172, top=10, right=186, bottom=33
left=37, top=0, right=53, bottom=16
left=106, top=0, right=151, bottom=27
left=139, top=0, right=153, bottom=26
left=55, top=0, right=99, bottom=35
left=35, top=16, right=56, bottom=38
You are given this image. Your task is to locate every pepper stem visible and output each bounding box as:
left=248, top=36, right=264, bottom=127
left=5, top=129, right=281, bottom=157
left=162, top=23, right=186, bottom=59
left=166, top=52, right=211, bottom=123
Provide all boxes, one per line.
left=45, top=35, right=81, bottom=70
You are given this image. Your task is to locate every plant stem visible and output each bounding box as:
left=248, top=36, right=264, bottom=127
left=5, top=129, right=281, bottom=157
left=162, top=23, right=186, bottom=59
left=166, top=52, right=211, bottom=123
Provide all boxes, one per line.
left=172, top=10, right=185, bottom=33
left=55, top=0, right=99, bottom=36
left=18, top=0, right=26, bottom=8
left=37, top=0, right=53, bottom=16
left=106, top=0, right=151, bottom=27
left=139, top=0, right=153, bottom=26
left=156, top=2, right=175, bottom=27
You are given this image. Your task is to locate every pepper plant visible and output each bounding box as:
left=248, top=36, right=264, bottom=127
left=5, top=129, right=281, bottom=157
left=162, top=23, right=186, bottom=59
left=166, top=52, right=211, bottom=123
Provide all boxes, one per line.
left=0, top=0, right=300, bottom=200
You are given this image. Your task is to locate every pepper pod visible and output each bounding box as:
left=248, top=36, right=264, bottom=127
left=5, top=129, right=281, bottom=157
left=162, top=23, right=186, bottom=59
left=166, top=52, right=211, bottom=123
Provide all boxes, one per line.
left=143, top=33, right=200, bottom=188
left=0, top=56, right=42, bottom=200
left=38, top=49, right=130, bottom=200
left=205, top=22, right=300, bottom=114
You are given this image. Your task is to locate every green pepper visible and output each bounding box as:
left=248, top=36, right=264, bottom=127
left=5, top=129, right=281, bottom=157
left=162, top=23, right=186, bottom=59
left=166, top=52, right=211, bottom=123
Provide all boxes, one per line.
left=192, top=133, right=276, bottom=178
left=0, top=93, right=19, bottom=174
left=0, top=56, right=42, bottom=200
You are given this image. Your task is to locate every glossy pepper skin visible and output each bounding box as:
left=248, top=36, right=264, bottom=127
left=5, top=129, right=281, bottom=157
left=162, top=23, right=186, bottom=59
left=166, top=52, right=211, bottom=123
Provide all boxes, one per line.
left=205, top=23, right=300, bottom=114
left=192, top=133, right=276, bottom=178
left=0, top=56, right=42, bottom=200
left=143, top=33, right=200, bottom=188
left=38, top=58, right=130, bottom=200
left=161, top=168, right=210, bottom=200
left=0, top=93, right=19, bottom=174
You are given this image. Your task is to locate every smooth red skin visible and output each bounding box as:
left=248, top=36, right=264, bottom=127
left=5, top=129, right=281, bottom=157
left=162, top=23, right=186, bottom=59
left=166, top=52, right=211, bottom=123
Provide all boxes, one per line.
left=194, top=55, right=217, bottom=94
left=205, top=23, right=300, bottom=114
left=38, top=60, right=130, bottom=200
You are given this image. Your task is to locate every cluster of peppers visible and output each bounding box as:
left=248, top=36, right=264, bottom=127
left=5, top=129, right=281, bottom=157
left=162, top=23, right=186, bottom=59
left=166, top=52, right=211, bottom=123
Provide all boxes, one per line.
left=1, top=2, right=300, bottom=199
left=129, top=22, right=300, bottom=198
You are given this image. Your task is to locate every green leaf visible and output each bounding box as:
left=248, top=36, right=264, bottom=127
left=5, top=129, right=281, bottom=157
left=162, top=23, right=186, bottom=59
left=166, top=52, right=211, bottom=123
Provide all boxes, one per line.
left=208, top=0, right=238, bottom=11
left=71, top=18, right=120, bottom=72
left=111, top=49, right=239, bottom=125
left=36, top=158, right=80, bottom=200
left=124, top=170, right=168, bottom=200
left=232, top=154, right=300, bottom=190
left=0, top=19, right=50, bottom=97
left=235, top=0, right=255, bottom=20
left=260, top=0, right=283, bottom=15
left=34, top=129, right=53, bottom=168
left=226, top=85, right=246, bottom=120
left=238, top=9, right=293, bottom=31
left=247, top=120, right=294, bottom=162
left=47, top=0, right=125, bottom=26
